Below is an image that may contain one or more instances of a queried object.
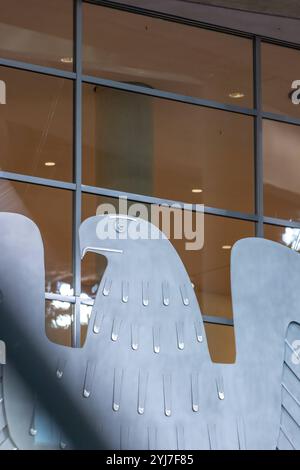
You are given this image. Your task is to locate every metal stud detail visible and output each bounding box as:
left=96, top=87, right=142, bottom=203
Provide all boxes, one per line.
left=138, top=370, right=148, bottom=415
left=191, top=373, right=199, bottom=412
left=113, top=369, right=123, bottom=412
left=29, top=400, right=37, bottom=437
left=176, top=322, right=185, bottom=350
left=180, top=285, right=189, bottom=306
left=216, top=376, right=225, bottom=400
left=153, top=325, right=160, bottom=354
left=102, top=278, right=112, bottom=296
left=194, top=322, right=203, bottom=343
left=111, top=318, right=122, bottom=342
left=0, top=341, right=6, bottom=365
left=163, top=374, right=172, bottom=417
left=93, top=310, right=103, bottom=334
left=83, top=361, right=96, bottom=399
left=131, top=324, right=139, bottom=351
left=142, top=281, right=149, bottom=307
left=162, top=281, right=170, bottom=306
left=122, top=281, right=129, bottom=303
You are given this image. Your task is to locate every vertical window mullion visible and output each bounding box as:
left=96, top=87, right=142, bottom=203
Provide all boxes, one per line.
left=72, top=0, right=83, bottom=347
left=254, top=36, right=264, bottom=237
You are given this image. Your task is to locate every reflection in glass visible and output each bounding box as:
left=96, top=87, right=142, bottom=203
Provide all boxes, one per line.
left=0, top=0, right=73, bottom=70
left=0, top=180, right=73, bottom=294
left=46, top=300, right=73, bottom=347
left=263, top=119, right=300, bottom=222
left=0, top=67, right=73, bottom=181
left=81, top=193, right=254, bottom=319
left=172, top=214, right=254, bottom=319
left=262, top=43, right=300, bottom=118
left=80, top=302, right=93, bottom=347
left=264, top=224, right=300, bottom=252
left=83, top=4, right=253, bottom=106
left=83, top=85, right=254, bottom=213
left=204, top=324, right=235, bottom=364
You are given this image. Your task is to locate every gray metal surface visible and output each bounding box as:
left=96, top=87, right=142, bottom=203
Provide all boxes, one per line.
left=231, top=237, right=300, bottom=450
left=0, top=212, right=299, bottom=449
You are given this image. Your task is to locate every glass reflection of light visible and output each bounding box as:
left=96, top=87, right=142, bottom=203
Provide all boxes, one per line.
left=80, top=293, right=93, bottom=326
left=51, top=283, right=73, bottom=310
left=58, top=282, right=74, bottom=297
left=51, top=313, right=72, bottom=330
left=49, top=284, right=93, bottom=329
left=282, top=227, right=300, bottom=251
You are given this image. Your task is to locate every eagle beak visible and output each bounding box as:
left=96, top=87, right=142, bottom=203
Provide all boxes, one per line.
left=81, top=245, right=123, bottom=260
left=79, top=216, right=125, bottom=260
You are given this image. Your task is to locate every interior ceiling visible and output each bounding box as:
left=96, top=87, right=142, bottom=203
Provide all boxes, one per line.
left=182, top=0, right=300, bottom=19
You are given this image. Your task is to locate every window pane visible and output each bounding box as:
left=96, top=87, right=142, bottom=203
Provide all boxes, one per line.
left=83, top=85, right=254, bottom=213
left=204, top=324, right=235, bottom=364
left=83, top=4, right=253, bottom=106
left=0, top=0, right=73, bottom=70
left=172, top=214, right=255, bottom=319
left=46, top=300, right=73, bottom=347
left=264, top=223, right=300, bottom=252
left=262, top=43, right=300, bottom=119
left=81, top=193, right=255, bottom=319
left=0, top=180, right=73, bottom=294
left=263, top=119, right=300, bottom=222
left=0, top=67, right=73, bottom=181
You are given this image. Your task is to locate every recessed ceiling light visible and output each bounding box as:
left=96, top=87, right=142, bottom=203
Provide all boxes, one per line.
left=229, top=92, right=245, bottom=99
left=192, top=189, right=203, bottom=193
left=45, top=162, right=56, bottom=167
left=60, top=57, right=73, bottom=64
left=222, top=245, right=232, bottom=250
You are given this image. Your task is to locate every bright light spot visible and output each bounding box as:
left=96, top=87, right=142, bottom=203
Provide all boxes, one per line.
left=51, top=314, right=72, bottom=329
left=59, top=283, right=74, bottom=297
left=45, top=162, right=56, bottom=167
left=60, top=57, right=73, bottom=64
left=229, top=92, right=245, bottom=99
left=282, top=227, right=300, bottom=250
left=52, top=300, right=70, bottom=310
left=222, top=245, right=232, bottom=250
left=80, top=304, right=92, bottom=325
left=192, top=189, right=203, bottom=193
left=80, top=293, right=93, bottom=325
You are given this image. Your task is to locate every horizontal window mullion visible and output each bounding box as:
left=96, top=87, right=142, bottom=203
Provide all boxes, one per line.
left=81, top=184, right=258, bottom=222
left=263, top=216, right=300, bottom=229
left=0, top=171, right=76, bottom=191
left=262, top=111, right=300, bottom=127
left=45, top=292, right=76, bottom=304
left=0, top=57, right=76, bottom=80
left=82, top=74, right=257, bottom=116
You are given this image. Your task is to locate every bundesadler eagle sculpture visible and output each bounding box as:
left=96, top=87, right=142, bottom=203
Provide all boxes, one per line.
left=0, top=212, right=299, bottom=449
